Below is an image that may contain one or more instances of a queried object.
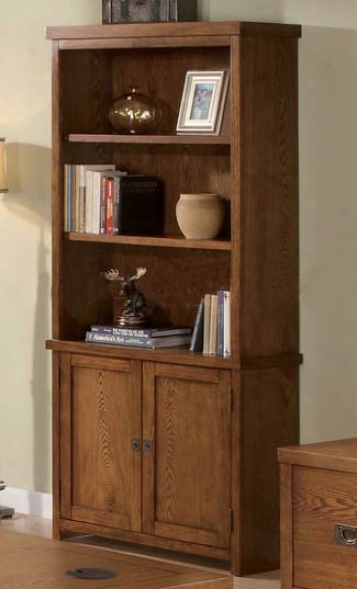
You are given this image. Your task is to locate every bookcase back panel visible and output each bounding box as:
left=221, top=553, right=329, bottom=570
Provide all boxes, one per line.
left=59, top=46, right=230, bottom=136
left=110, top=245, right=231, bottom=327
left=113, top=145, right=231, bottom=237
left=60, top=50, right=113, bottom=135
left=60, top=241, right=113, bottom=339
left=111, top=47, right=231, bottom=135
left=60, top=241, right=230, bottom=337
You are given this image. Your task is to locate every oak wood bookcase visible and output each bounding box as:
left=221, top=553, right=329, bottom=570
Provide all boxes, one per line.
left=45, top=21, right=302, bottom=576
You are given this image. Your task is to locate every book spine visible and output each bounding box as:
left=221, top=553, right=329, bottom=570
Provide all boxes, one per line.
left=105, top=176, right=114, bottom=235
left=91, top=171, right=103, bottom=234
left=223, top=290, right=231, bottom=358
left=99, top=175, right=107, bottom=234
left=64, top=164, right=70, bottom=232
left=209, top=293, right=218, bottom=355
left=113, top=176, right=120, bottom=234
left=86, top=331, right=190, bottom=348
left=151, top=335, right=191, bottom=349
left=78, top=165, right=86, bottom=233
left=70, top=165, right=78, bottom=232
left=86, top=331, right=152, bottom=347
left=85, top=169, right=93, bottom=233
left=189, top=298, right=204, bottom=352
left=74, top=165, right=80, bottom=232
left=216, top=290, right=225, bottom=356
left=90, top=325, right=152, bottom=338
left=90, top=325, right=192, bottom=338
left=202, top=293, right=212, bottom=355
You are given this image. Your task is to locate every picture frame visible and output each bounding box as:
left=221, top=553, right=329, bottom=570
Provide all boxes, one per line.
left=176, top=70, right=229, bottom=135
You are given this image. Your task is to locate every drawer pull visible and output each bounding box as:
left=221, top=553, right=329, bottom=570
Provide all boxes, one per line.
left=335, top=523, right=357, bottom=546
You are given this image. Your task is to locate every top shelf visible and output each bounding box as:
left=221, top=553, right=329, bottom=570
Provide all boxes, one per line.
left=46, top=21, right=302, bottom=42
left=66, top=134, right=231, bottom=146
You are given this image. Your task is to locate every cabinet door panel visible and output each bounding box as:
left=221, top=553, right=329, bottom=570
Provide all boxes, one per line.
left=143, top=362, right=231, bottom=548
left=60, top=354, right=142, bottom=532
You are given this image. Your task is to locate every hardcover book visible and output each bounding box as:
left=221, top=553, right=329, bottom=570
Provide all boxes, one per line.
left=202, top=293, right=212, bottom=355
left=189, top=298, right=204, bottom=352
left=86, top=331, right=191, bottom=349
left=90, top=325, right=192, bottom=339
left=223, top=290, right=231, bottom=358
left=216, top=290, right=225, bottom=356
left=114, top=174, right=164, bottom=236
left=209, top=293, right=218, bottom=355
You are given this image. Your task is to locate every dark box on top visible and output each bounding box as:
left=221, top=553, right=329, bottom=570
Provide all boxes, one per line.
left=102, top=0, right=197, bottom=24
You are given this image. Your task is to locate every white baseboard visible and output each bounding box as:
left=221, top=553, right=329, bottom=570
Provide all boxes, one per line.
left=0, top=487, right=52, bottom=520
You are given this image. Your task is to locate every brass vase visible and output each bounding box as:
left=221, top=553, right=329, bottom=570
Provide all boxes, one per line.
left=109, top=87, right=159, bottom=135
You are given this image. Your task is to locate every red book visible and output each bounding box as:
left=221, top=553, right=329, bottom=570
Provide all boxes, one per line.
left=105, top=176, right=114, bottom=234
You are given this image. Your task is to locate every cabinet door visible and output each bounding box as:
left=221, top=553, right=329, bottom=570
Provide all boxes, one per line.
left=59, top=354, right=142, bottom=532
left=143, top=363, right=232, bottom=549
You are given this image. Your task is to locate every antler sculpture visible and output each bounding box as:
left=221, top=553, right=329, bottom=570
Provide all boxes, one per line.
left=104, top=267, right=149, bottom=325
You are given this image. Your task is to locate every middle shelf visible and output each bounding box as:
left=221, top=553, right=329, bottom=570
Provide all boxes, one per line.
left=66, top=232, right=232, bottom=250
left=66, top=134, right=231, bottom=146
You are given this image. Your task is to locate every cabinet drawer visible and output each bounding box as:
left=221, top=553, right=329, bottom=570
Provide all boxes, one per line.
left=293, top=465, right=357, bottom=589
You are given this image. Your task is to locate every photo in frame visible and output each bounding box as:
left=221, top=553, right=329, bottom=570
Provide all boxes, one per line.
left=176, top=70, right=229, bottom=135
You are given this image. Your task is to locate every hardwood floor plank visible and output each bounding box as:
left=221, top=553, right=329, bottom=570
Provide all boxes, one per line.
left=0, top=514, right=280, bottom=589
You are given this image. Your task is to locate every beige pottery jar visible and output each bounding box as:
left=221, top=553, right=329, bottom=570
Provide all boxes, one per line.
left=176, top=193, right=225, bottom=239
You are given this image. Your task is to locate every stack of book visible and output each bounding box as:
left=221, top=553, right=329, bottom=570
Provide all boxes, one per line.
left=86, top=325, right=192, bottom=349
left=189, top=290, right=231, bottom=357
left=64, top=164, right=164, bottom=236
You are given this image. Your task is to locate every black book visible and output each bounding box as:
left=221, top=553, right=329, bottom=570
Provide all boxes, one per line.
left=189, top=298, right=204, bottom=352
left=113, top=174, right=164, bottom=236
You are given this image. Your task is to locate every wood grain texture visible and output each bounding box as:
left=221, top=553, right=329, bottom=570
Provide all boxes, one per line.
left=293, top=466, right=357, bottom=589
left=0, top=528, right=232, bottom=589
left=278, top=437, right=357, bottom=472
left=279, top=464, right=293, bottom=589
left=239, top=367, right=299, bottom=574
left=47, top=21, right=301, bottom=575
left=143, top=363, right=231, bottom=548
left=45, top=21, right=301, bottom=41
left=279, top=439, right=357, bottom=589
left=60, top=354, right=142, bottom=532
left=239, top=35, right=299, bottom=357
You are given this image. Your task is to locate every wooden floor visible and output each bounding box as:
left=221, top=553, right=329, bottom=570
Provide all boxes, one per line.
left=0, top=513, right=280, bottom=589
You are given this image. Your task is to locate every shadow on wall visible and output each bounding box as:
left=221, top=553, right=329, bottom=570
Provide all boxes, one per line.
left=2, top=143, right=51, bottom=496
left=4, top=143, right=51, bottom=224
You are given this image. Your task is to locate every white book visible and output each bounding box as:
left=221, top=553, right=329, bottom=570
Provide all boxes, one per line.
left=209, top=293, right=218, bottom=355
left=223, top=290, right=231, bottom=358
left=84, top=165, right=115, bottom=234
left=202, top=293, right=212, bottom=355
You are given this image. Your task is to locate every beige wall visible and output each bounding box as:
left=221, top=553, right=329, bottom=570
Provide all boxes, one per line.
left=1, top=0, right=356, bottom=494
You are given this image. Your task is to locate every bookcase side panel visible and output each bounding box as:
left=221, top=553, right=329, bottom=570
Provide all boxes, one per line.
left=241, top=366, right=299, bottom=574
left=240, top=35, right=300, bottom=357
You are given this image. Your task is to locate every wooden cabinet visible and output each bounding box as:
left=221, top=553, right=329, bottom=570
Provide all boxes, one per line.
left=59, top=354, right=142, bottom=533
left=143, top=363, right=232, bottom=550
left=57, top=353, right=232, bottom=556
left=46, top=21, right=302, bottom=575
left=279, top=439, right=357, bottom=589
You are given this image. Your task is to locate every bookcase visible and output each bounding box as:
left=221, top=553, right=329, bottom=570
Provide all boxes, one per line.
left=45, top=21, right=302, bottom=575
